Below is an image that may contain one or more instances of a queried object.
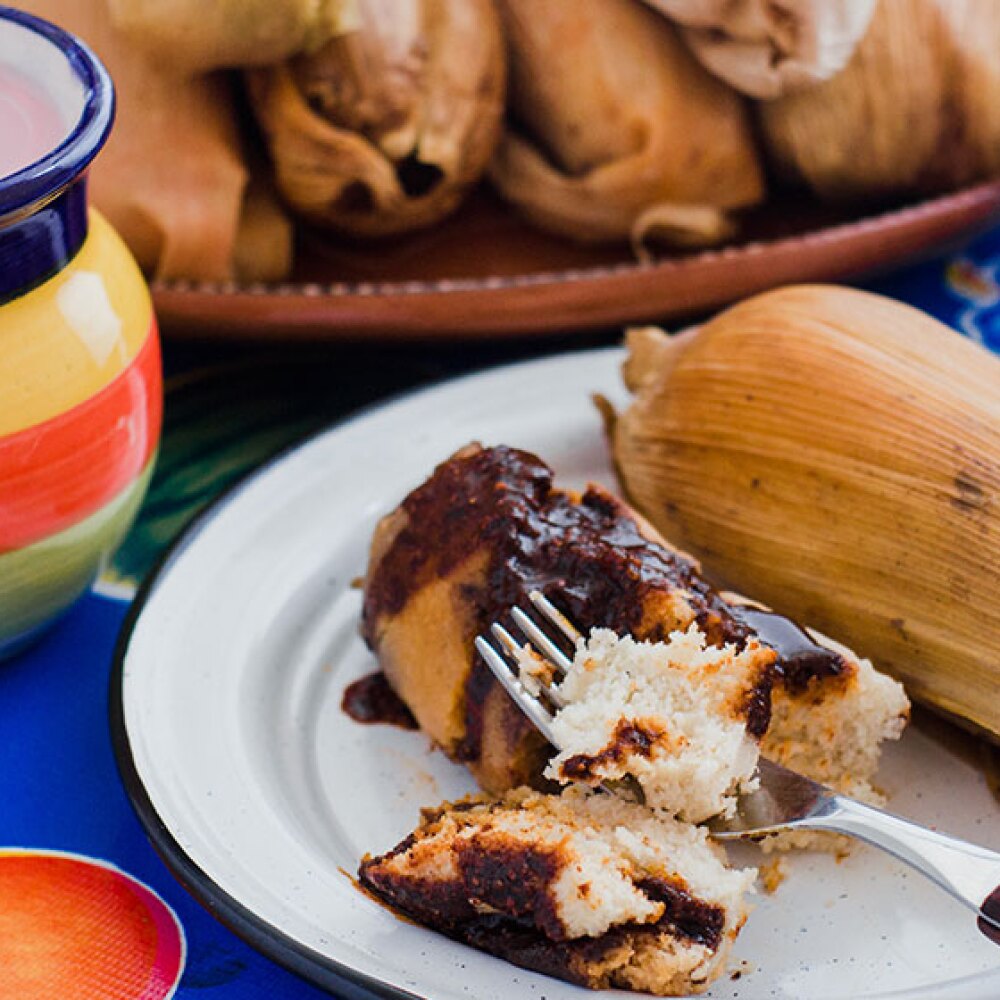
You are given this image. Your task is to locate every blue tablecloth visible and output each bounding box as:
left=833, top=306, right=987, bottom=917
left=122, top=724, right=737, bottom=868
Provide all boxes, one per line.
left=4, top=227, right=1000, bottom=999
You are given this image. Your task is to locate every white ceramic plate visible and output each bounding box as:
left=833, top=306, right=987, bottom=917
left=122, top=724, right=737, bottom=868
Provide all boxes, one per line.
left=112, top=349, right=1000, bottom=1000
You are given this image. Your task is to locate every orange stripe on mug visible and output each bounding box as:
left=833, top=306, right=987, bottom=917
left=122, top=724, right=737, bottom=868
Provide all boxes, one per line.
left=0, top=320, right=161, bottom=552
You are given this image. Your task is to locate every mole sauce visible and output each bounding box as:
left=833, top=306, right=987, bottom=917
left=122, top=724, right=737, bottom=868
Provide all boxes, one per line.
left=979, top=885, right=1000, bottom=945
left=560, top=719, right=666, bottom=782
left=341, top=671, right=417, bottom=730
left=362, top=446, right=843, bottom=758
left=359, top=841, right=726, bottom=985
left=636, top=876, right=725, bottom=950
left=362, top=446, right=746, bottom=645
left=729, top=606, right=847, bottom=694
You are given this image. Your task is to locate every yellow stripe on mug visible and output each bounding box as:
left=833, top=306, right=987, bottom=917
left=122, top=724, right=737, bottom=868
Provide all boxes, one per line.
left=0, top=211, right=152, bottom=436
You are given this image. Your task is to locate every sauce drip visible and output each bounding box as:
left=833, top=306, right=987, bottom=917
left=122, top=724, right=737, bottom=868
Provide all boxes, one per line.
left=730, top=606, right=846, bottom=694
left=979, top=885, right=1000, bottom=945
left=0, top=65, right=67, bottom=179
left=341, top=671, right=417, bottom=730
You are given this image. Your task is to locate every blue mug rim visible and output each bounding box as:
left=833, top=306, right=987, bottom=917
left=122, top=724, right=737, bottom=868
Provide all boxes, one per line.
left=0, top=5, right=114, bottom=220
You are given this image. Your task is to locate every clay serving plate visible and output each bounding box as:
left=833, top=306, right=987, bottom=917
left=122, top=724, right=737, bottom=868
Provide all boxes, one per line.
left=152, top=181, right=1000, bottom=341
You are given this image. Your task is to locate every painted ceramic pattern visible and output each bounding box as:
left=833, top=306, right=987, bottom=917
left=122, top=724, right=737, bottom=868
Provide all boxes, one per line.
left=0, top=210, right=152, bottom=436
left=0, top=9, right=159, bottom=651
left=0, top=222, right=158, bottom=647
left=0, top=462, right=153, bottom=657
left=0, top=324, right=161, bottom=551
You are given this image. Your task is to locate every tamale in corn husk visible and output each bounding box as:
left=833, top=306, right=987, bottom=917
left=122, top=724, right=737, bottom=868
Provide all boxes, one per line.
left=107, top=0, right=360, bottom=73
left=489, top=0, right=764, bottom=249
left=760, top=0, right=1000, bottom=200
left=247, top=0, right=506, bottom=237
left=643, top=0, right=875, bottom=98
left=21, top=0, right=292, bottom=282
left=611, top=286, right=1000, bottom=741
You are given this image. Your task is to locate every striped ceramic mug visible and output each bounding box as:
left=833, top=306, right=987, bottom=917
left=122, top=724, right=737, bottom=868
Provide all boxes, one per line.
left=0, top=7, right=160, bottom=656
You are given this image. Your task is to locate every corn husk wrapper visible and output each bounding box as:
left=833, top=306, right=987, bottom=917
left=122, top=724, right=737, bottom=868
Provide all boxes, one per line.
left=643, top=0, right=875, bottom=98
left=106, top=0, right=360, bottom=73
left=490, top=0, right=764, bottom=248
left=21, top=0, right=291, bottom=283
left=760, top=0, right=1000, bottom=199
left=247, top=0, right=505, bottom=237
left=231, top=166, right=296, bottom=285
left=612, top=285, right=1000, bottom=741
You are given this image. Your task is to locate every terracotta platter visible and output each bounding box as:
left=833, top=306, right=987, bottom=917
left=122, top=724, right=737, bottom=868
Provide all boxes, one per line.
left=153, top=182, right=1000, bottom=341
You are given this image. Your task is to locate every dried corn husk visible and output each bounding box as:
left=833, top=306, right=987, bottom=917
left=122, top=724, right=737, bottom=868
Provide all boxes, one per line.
left=490, top=0, right=764, bottom=248
left=643, top=0, right=875, bottom=98
left=247, top=0, right=505, bottom=237
left=760, top=0, right=1000, bottom=199
left=107, top=0, right=360, bottom=73
left=611, top=285, right=1000, bottom=740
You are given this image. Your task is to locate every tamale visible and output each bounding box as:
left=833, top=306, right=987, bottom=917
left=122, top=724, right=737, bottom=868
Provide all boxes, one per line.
left=22, top=0, right=292, bottom=282
left=760, top=0, right=1000, bottom=199
left=489, top=0, right=764, bottom=248
left=643, top=0, right=875, bottom=98
left=247, top=0, right=505, bottom=237
left=107, top=0, right=360, bottom=73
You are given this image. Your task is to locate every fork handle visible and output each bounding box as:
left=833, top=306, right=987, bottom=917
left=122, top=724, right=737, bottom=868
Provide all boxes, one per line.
left=808, top=795, right=1000, bottom=946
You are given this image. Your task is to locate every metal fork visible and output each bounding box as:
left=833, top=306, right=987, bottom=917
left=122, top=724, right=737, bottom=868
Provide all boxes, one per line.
left=475, top=591, right=1000, bottom=947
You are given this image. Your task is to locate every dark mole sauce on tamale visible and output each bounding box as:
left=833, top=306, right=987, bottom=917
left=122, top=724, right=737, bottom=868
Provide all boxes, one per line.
left=360, top=833, right=725, bottom=984
left=362, top=445, right=844, bottom=755
left=342, top=671, right=418, bottom=729
left=729, top=606, right=846, bottom=695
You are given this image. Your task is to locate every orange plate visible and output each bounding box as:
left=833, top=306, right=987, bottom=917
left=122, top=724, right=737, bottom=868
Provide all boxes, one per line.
left=153, top=182, right=1000, bottom=342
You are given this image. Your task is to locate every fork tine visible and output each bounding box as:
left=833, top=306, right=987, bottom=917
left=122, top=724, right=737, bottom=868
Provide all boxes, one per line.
left=529, top=591, right=583, bottom=644
left=491, top=623, right=540, bottom=699
left=510, top=607, right=574, bottom=674
left=491, top=621, right=567, bottom=708
left=474, top=636, right=562, bottom=748
left=490, top=622, right=522, bottom=658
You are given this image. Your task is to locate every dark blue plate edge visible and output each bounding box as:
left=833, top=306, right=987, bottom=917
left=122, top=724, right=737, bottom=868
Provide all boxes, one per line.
left=107, top=347, right=620, bottom=1000
left=105, top=384, right=459, bottom=1000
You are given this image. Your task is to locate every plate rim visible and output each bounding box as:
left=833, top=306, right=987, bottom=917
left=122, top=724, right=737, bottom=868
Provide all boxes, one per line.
left=107, top=349, right=622, bottom=1000
left=107, top=372, right=477, bottom=1000
left=108, top=504, right=422, bottom=1000
left=152, top=181, right=1000, bottom=299
left=108, top=346, right=1000, bottom=1000
left=150, top=180, right=1000, bottom=341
